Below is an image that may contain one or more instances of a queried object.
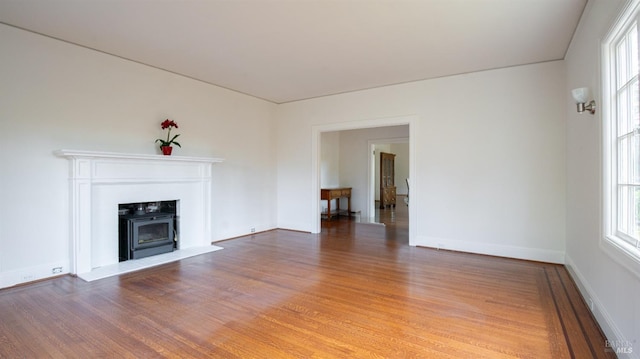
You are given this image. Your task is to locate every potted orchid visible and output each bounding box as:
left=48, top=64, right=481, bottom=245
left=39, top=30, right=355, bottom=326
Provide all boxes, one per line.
left=156, top=119, right=181, bottom=155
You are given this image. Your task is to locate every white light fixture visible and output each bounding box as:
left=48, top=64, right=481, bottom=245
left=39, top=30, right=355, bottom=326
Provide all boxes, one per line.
left=571, top=87, right=596, bottom=114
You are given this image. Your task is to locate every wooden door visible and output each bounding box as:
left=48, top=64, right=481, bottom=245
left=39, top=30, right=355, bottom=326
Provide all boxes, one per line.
left=379, top=152, right=396, bottom=208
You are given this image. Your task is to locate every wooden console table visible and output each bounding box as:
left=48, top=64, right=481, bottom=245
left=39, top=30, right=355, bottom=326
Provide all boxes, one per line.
left=321, top=187, right=352, bottom=219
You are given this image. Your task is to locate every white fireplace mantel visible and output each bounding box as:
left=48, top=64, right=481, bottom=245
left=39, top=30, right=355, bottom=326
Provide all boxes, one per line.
left=55, top=150, right=224, bottom=277
left=55, top=149, right=224, bottom=164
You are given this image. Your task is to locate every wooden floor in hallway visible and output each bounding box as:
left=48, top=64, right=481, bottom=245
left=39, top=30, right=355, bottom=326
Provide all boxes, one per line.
left=0, top=200, right=614, bottom=358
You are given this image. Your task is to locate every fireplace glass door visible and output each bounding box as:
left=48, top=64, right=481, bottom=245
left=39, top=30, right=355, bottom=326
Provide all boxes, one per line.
left=135, top=221, right=171, bottom=248
left=119, top=213, right=175, bottom=261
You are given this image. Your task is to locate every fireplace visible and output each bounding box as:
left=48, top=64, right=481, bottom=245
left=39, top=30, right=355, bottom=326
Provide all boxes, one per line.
left=55, top=150, right=223, bottom=276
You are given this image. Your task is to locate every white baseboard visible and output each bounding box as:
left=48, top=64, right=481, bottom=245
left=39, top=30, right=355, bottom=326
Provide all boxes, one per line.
left=276, top=222, right=312, bottom=233
left=216, top=225, right=279, bottom=242
left=0, top=261, right=68, bottom=289
left=412, top=235, right=565, bottom=264
left=565, top=255, right=639, bottom=359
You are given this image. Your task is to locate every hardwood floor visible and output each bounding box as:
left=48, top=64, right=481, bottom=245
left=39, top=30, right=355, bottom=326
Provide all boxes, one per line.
left=0, top=202, right=613, bottom=358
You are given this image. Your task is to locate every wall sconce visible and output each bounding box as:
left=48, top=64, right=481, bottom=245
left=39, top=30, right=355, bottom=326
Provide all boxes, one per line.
left=571, top=87, right=596, bottom=114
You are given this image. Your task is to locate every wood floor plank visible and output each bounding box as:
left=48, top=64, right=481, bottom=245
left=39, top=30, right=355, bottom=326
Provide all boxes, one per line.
left=554, top=266, right=614, bottom=359
left=0, top=202, right=614, bottom=358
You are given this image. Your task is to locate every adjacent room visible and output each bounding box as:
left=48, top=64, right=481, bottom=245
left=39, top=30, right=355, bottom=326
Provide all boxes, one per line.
left=0, top=0, right=638, bottom=357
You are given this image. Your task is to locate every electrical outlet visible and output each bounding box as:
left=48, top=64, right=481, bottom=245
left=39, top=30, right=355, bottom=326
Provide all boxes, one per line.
left=250, top=228, right=256, bottom=233
left=52, top=267, right=63, bottom=274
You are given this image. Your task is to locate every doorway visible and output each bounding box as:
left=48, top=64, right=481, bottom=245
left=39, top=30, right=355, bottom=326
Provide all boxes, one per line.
left=311, top=115, right=416, bottom=245
left=369, top=139, right=409, bottom=224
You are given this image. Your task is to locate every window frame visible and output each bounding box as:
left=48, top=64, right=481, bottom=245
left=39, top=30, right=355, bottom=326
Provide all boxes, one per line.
left=601, top=0, right=640, bottom=278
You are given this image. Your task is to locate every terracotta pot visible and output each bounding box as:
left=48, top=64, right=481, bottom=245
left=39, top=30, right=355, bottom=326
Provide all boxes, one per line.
left=161, top=146, right=173, bottom=156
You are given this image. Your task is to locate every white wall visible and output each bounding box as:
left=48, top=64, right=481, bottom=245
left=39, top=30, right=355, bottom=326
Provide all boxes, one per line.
left=320, top=131, right=340, bottom=188
left=565, top=0, right=639, bottom=355
left=276, top=61, right=567, bottom=263
left=320, top=131, right=340, bottom=213
left=0, top=24, right=278, bottom=287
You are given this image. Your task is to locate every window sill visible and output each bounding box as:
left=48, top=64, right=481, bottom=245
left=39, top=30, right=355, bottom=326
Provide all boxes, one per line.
left=600, top=235, right=640, bottom=280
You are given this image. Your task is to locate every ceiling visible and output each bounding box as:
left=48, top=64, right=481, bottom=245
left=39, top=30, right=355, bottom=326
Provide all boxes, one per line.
left=0, top=0, right=586, bottom=104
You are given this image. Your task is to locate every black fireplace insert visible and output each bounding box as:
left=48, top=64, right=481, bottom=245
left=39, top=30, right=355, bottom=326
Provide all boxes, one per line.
left=119, top=212, right=175, bottom=261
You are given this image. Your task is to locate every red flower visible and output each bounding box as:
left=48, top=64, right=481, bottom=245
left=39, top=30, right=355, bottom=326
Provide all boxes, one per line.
left=161, top=119, right=178, bottom=129
left=156, top=119, right=182, bottom=148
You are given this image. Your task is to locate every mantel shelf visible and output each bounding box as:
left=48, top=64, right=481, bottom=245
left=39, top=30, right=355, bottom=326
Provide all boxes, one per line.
left=54, top=149, right=224, bottom=164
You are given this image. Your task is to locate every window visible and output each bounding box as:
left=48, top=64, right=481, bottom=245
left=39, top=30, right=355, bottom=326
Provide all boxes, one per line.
left=603, top=0, right=640, bottom=266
